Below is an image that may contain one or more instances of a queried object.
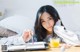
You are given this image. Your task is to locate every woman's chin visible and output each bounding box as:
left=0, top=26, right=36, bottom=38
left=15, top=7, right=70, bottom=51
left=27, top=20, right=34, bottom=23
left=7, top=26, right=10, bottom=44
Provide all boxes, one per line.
left=47, top=30, right=52, bottom=33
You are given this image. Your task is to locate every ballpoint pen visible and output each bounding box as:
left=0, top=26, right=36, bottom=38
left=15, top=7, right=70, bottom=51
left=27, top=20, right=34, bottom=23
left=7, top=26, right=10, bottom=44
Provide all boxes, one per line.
left=29, top=29, right=34, bottom=44
left=31, top=31, right=34, bottom=44
left=32, top=36, right=34, bottom=44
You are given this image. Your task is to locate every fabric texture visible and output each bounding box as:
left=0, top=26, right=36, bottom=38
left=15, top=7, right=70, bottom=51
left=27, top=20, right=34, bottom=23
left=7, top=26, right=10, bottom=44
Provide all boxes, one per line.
left=0, top=35, right=25, bottom=45
left=0, top=26, right=17, bottom=37
left=0, top=15, right=33, bottom=34
left=54, top=25, right=80, bottom=45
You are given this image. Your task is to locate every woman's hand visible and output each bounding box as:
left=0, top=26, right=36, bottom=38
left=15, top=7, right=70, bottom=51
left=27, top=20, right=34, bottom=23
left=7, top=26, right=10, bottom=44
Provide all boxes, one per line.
left=22, top=29, right=33, bottom=42
left=60, top=43, right=72, bottom=49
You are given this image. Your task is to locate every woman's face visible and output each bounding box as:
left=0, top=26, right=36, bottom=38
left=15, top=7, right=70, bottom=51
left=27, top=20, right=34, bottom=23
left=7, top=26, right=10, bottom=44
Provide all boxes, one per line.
left=40, top=12, right=54, bottom=33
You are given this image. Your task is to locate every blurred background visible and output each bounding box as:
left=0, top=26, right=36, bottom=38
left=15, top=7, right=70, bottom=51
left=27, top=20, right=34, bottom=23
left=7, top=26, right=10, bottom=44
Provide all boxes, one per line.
left=0, top=0, right=80, bottom=34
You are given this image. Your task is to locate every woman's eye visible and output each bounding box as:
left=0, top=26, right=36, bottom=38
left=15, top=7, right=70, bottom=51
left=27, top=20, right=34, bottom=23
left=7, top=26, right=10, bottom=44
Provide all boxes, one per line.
left=49, top=17, right=52, bottom=20
left=41, top=20, right=45, bottom=23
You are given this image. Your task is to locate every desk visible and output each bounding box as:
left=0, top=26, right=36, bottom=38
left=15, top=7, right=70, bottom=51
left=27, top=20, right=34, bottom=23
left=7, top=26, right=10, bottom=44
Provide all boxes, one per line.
left=21, top=46, right=80, bottom=52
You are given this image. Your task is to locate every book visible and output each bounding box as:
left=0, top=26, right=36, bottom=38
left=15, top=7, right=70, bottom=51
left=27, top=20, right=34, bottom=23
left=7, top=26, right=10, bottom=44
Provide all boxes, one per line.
left=7, top=42, right=48, bottom=51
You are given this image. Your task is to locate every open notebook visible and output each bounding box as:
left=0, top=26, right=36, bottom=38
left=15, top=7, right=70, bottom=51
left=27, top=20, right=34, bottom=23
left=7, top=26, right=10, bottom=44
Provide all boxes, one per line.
left=6, top=42, right=48, bottom=51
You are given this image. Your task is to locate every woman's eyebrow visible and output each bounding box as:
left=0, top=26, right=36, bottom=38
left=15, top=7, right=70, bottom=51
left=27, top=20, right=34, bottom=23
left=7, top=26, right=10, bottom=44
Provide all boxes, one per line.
left=40, top=18, right=44, bottom=20
left=48, top=16, right=52, bottom=18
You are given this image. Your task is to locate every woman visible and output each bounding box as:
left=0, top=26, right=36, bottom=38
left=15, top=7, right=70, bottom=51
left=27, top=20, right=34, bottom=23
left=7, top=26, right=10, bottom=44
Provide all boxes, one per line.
left=34, top=5, right=80, bottom=46
left=0, top=5, right=80, bottom=46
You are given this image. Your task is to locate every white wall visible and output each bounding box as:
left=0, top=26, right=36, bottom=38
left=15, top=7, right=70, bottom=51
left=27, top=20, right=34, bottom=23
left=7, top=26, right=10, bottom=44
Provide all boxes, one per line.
left=57, top=5, right=80, bottom=32
left=0, top=0, right=80, bottom=33
left=0, top=0, right=53, bottom=18
left=0, top=0, right=53, bottom=29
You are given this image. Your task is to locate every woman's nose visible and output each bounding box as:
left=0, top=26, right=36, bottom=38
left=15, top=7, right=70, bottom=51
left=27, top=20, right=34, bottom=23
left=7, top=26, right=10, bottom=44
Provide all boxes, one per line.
left=46, top=21, right=50, bottom=27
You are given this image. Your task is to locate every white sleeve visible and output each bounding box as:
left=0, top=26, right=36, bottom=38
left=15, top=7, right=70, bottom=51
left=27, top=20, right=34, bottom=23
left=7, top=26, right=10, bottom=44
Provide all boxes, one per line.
left=0, top=35, right=26, bottom=45
left=11, top=35, right=26, bottom=45
left=54, top=26, right=80, bottom=46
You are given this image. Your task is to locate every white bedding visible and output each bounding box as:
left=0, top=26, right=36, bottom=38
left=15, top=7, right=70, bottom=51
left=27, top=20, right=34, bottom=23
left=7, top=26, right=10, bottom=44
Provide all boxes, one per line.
left=0, top=15, right=33, bottom=34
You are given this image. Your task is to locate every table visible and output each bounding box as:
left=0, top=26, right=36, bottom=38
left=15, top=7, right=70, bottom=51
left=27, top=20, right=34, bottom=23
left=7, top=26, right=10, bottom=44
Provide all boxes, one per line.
left=18, top=46, right=80, bottom=52
left=0, top=45, right=79, bottom=52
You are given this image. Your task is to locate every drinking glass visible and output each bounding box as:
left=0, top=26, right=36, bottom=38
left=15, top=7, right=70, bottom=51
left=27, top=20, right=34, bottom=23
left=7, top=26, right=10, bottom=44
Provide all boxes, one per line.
left=49, top=38, right=60, bottom=48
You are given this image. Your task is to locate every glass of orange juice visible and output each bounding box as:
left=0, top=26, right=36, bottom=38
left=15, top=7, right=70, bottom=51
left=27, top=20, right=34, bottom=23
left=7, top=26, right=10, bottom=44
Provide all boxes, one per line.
left=50, top=38, right=60, bottom=48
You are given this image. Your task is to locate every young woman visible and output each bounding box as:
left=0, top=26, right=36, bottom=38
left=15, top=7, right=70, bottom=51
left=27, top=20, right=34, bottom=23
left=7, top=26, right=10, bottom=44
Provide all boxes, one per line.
left=34, top=5, right=80, bottom=46
left=0, top=5, right=80, bottom=46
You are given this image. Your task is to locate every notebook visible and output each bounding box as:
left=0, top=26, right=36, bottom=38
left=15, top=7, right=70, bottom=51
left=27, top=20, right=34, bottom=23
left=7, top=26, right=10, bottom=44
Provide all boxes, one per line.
left=7, top=42, right=49, bottom=51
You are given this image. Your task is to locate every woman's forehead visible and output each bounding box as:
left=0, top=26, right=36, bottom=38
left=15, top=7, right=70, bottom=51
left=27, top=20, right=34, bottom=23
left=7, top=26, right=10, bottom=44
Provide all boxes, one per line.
left=40, top=12, right=51, bottom=20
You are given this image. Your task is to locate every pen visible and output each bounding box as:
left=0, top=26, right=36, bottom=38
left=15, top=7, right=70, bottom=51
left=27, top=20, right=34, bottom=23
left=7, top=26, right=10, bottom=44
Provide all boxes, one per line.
left=32, top=36, right=34, bottom=44
left=30, top=30, right=34, bottom=44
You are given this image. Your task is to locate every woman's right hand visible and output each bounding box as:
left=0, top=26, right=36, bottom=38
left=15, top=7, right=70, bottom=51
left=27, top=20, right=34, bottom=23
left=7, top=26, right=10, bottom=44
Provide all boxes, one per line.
left=22, top=29, right=33, bottom=42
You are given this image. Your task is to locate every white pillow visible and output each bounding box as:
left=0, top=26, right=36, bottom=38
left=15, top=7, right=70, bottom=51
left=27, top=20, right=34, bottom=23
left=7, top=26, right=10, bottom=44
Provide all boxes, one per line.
left=0, top=15, right=33, bottom=34
left=0, top=26, right=17, bottom=37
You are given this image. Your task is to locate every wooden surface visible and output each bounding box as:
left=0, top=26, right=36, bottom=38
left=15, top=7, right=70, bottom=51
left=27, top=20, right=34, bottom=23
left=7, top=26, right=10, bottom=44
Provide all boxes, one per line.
left=19, top=46, right=80, bottom=52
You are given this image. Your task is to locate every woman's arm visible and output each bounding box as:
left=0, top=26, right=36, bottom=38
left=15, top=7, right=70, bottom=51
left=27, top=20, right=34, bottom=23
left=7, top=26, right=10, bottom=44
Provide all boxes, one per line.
left=0, top=35, right=25, bottom=45
left=54, top=26, right=80, bottom=46
left=0, top=30, right=35, bottom=45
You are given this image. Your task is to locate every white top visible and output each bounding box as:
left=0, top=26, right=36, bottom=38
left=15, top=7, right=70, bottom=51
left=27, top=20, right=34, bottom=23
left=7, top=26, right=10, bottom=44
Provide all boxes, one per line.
left=54, top=25, right=80, bottom=46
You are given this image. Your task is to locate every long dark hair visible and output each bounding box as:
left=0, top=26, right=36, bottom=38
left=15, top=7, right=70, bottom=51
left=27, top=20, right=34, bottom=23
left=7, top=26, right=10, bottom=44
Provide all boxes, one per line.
left=34, top=5, right=64, bottom=41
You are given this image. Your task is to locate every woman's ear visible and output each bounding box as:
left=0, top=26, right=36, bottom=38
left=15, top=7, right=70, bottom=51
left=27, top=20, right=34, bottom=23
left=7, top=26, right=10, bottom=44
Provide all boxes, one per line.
left=55, top=19, right=61, bottom=26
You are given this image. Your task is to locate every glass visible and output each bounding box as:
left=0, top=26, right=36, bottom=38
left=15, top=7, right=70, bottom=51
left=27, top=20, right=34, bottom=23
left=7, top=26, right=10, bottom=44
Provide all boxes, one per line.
left=49, top=38, right=60, bottom=48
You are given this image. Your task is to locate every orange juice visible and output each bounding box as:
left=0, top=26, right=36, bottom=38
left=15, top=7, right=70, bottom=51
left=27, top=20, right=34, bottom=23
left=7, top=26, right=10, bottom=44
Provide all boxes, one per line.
left=50, top=38, right=60, bottom=48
